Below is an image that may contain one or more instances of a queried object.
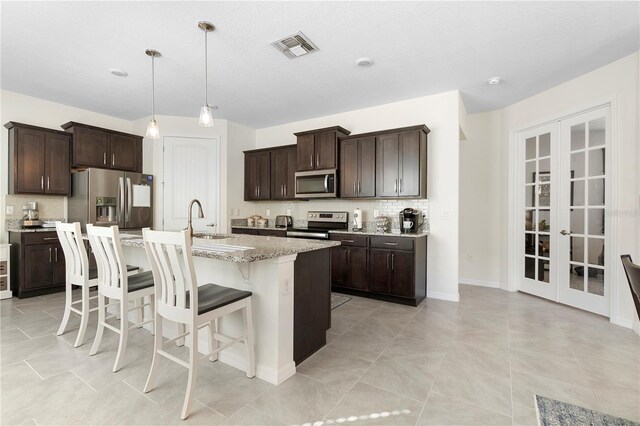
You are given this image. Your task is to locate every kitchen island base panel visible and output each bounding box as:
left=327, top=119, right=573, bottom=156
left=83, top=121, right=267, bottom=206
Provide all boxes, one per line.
left=122, top=246, right=298, bottom=385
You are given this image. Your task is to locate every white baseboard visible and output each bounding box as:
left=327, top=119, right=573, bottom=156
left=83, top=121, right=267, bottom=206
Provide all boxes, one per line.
left=427, top=291, right=460, bottom=302
left=219, top=347, right=296, bottom=385
left=459, top=278, right=501, bottom=289
left=611, top=315, right=633, bottom=330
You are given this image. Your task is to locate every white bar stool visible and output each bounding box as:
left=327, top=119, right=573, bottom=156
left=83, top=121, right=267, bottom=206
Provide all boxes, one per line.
left=86, top=225, right=155, bottom=372
left=142, top=228, right=255, bottom=420
left=55, top=222, right=99, bottom=347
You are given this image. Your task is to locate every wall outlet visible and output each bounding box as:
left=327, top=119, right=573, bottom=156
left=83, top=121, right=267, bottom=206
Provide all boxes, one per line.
left=286, top=209, right=291, bottom=216
left=266, top=209, right=271, bottom=217
left=373, top=209, right=379, bottom=218
left=5, top=205, right=13, bottom=215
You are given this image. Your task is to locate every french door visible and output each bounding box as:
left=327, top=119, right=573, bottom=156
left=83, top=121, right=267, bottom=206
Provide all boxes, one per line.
left=517, top=106, right=611, bottom=316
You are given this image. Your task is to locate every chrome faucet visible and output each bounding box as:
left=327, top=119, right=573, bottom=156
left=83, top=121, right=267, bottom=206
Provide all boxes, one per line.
left=187, top=199, right=205, bottom=242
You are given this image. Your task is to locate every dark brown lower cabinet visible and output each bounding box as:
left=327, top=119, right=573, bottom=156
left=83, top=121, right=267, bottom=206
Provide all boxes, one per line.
left=9, top=232, right=66, bottom=298
left=331, top=234, right=427, bottom=306
left=231, top=228, right=286, bottom=237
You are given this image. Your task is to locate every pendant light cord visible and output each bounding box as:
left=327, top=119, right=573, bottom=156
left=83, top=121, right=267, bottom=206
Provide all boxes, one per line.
left=151, top=54, right=156, bottom=119
left=204, top=29, right=208, bottom=106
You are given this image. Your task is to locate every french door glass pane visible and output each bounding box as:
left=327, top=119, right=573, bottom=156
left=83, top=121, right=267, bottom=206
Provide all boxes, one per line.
left=540, top=260, right=550, bottom=283
left=588, top=148, right=605, bottom=176
left=571, top=151, right=585, bottom=178
left=587, top=209, right=604, bottom=235
left=570, top=209, right=584, bottom=234
left=538, top=210, right=551, bottom=231
left=587, top=238, right=605, bottom=266
left=525, top=161, right=536, bottom=183
left=525, top=234, right=535, bottom=255
left=539, top=133, right=551, bottom=157
left=570, top=237, right=584, bottom=263
left=588, top=179, right=605, bottom=205
left=572, top=180, right=585, bottom=206
left=525, top=186, right=535, bottom=207
left=570, top=266, right=585, bottom=291
left=539, top=235, right=550, bottom=257
left=525, top=257, right=536, bottom=279
left=526, top=137, right=536, bottom=160
left=525, top=210, right=535, bottom=231
left=587, top=269, right=605, bottom=295
left=571, top=123, right=585, bottom=150
left=589, top=118, right=606, bottom=147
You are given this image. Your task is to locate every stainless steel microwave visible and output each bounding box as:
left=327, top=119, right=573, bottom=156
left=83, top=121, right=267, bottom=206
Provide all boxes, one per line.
left=295, top=169, right=337, bottom=198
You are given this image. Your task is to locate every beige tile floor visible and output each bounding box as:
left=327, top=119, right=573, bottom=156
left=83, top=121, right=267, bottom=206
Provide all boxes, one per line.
left=1, top=285, right=639, bottom=425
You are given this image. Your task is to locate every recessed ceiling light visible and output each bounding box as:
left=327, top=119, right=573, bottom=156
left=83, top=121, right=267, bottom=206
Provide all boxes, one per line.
left=356, top=57, right=374, bottom=67
left=109, top=68, right=128, bottom=77
left=488, top=76, right=502, bottom=85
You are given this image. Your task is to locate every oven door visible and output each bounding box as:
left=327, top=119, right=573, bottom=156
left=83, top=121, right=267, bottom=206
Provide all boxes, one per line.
left=295, top=170, right=337, bottom=198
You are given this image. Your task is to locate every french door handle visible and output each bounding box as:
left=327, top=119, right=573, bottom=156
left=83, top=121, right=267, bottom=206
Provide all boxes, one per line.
left=560, top=230, right=571, bottom=236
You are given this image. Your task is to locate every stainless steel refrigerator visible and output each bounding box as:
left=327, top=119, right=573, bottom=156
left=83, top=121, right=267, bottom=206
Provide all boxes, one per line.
left=69, top=169, right=153, bottom=231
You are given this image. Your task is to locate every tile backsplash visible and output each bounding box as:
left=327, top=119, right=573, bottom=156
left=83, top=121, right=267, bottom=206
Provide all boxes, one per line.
left=4, top=194, right=66, bottom=220
left=246, top=198, right=429, bottom=231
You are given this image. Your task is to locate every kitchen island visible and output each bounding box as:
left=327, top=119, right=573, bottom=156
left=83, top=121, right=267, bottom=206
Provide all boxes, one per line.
left=119, top=233, right=340, bottom=385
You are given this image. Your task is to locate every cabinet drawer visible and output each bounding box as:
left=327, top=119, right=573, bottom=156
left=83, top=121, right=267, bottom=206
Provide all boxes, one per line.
left=330, top=234, right=368, bottom=247
left=0, top=261, right=6, bottom=275
left=231, top=228, right=259, bottom=236
left=370, top=236, right=414, bottom=251
left=22, top=232, right=59, bottom=245
left=257, top=229, right=287, bottom=237
left=0, top=276, right=7, bottom=291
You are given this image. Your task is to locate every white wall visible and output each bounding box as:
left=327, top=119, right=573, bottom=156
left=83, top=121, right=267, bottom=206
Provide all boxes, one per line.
left=226, top=120, right=256, bottom=223
left=0, top=90, right=135, bottom=242
left=242, top=91, right=462, bottom=302
left=459, top=110, right=503, bottom=287
left=498, top=52, right=640, bottom=331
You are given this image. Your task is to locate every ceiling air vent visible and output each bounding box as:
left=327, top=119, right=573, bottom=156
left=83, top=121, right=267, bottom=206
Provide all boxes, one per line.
left=271, top=31, right=319, bottom=59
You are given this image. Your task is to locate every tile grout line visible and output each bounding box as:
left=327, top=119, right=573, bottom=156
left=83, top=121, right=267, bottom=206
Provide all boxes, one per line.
left=120, top=379, right=161, bottom=406
left=22, top=359, right=45, bottom=381
left=69, top=369, right=99, bottom=393
left=507, top=297, right=515, bottom=426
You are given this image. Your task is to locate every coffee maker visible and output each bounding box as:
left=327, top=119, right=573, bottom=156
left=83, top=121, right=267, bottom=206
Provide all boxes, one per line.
left=22, top=201, right=42, bottom=228
left=399, top=208, right=423, bottom=233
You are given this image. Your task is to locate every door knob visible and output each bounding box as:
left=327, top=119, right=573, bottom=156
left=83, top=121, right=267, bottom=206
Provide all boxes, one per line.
left=560, top=230, right=571, bottom=236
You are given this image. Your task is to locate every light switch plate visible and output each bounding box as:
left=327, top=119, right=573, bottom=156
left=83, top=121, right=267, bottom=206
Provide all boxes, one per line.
left=5, top=206, right=13, bottom=215
left=286, top=209, right=291, bottom=216
left=373, top=209, right=379, bottom=218
left=266, top=209, right=271, bottom=217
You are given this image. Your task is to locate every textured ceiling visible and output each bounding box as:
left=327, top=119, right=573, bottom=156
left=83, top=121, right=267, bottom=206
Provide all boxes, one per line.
left=1, top=1, right=638, bottom=128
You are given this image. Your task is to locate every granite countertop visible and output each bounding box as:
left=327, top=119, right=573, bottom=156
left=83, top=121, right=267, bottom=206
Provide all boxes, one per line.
left=230, top=225, right=287, bottom=231
left=119, top=233, right=340, bottom=263
left=6, top=226, right=60, bottom=233
left=328, top=229, right=429, bottom=238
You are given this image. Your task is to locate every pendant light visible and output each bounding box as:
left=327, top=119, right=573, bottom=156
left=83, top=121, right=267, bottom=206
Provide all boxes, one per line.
left=145, top=49, right=161, bottom=139
left=198, top=21, right=215, bottom=127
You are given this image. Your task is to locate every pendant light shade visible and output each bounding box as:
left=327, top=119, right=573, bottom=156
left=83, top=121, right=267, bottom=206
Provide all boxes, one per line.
left=145, top=49, right=161, bottom=139
left=198, top=21, right=215, bottom=127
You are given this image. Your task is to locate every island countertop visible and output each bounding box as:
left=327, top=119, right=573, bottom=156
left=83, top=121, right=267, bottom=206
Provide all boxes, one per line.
left=119, top=233, right=340, bottom=263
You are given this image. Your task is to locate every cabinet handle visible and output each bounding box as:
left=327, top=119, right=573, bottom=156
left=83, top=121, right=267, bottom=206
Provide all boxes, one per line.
left=384, top=242, right=399, bottom=246
left=112, top=154, right=115, bottom=166
left=342, top=239, right=355, bottom=243
left=284, top=184, right=287, bottom=196
left=316, top=154, right=320, bottom=167
left=43, top=237, right=58, bottom=241
left=41, top=176, right=44, bottom=190
left=103, top=152, right=107, bottom=165
left=399, top=179, right=402, bottom=193
left=386, top=253, right=390, bottom=270
left=391, top=254, right=395, bottom=270
left=358, top=181, right=361, bottom=194
left=47, top=176, right=50, bottom=190
left=282, top=185, right=285, bottom=197
left=54, top=247, right=58, bottom=262
left=348, top=249, right=351, bottom=264
left=353, top=181, right=356, bottom=194
left=49, top=247, right=52, bottom=263
left=258, top=186, right=261, bottom=197
left=310, top=154, right=313, bottom=167
left=394, top=179, right=398, bottom=193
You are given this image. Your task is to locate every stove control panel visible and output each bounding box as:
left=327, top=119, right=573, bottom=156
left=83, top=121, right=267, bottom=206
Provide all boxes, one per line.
left=307, top=211, right=348, bottom=223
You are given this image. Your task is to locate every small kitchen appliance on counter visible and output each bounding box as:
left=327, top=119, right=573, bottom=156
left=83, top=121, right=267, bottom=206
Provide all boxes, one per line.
left=352, top=208, right=363, bottom=231
left=399, top=208, right=423, bottom=234
left=275, top=215, right=293, bottom=228
left=21, top=202, right=42, bottom=228
left=286, top=211, right=348, bottom=240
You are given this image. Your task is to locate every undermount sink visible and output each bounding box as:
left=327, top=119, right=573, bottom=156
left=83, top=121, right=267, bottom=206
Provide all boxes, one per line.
left=193, top=233, right=229, bottom=240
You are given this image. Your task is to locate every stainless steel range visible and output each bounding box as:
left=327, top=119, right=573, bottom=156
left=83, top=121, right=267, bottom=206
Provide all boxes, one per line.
left=286, top=211, right=348, bottom=240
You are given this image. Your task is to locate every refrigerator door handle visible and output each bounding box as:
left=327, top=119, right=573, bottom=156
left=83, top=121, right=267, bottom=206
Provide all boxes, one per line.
left=126, top=178, right=132, bottom=225
left=118, top=177, right=125, bottom=225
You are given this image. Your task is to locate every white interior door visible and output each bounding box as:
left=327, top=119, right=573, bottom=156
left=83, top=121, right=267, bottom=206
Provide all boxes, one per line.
left=518, top=123, right=559, bottom=300
left=516, top=106, right=612, bottom=316
left=558, top=107, right=611, bottom=316
left=162, top=136, right=220, bottom=233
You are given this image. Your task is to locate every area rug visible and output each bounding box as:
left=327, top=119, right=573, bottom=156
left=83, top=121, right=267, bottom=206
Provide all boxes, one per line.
left=331, top=293, right=351, bottom=310
left=535, top=395, right=639, bottom=426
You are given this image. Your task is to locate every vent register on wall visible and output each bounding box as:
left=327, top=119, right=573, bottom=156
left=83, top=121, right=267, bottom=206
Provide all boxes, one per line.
left=243, top=124, right=430, bottom=202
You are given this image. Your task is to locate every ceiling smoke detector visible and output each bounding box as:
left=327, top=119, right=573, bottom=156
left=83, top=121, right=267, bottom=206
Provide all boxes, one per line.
left=356, top=57, right=374, bottom=67
left=271, top=31, right=319, bottom=59
left=109, top=68, right=128, bottom=77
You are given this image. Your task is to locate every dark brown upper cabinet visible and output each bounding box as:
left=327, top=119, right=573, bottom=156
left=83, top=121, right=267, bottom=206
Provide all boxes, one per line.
left=60, top=122, right=142, bottom=172
left=339, top=136, right=376, bottom=198
left=5, top=122, right=71, bottom=196
left=271, top=145, right=297, bottom=200
left=244, top=150, right=271, bottom=201
left=294, top=126, right=350, bottom=171
left=375, top=125, right=429, bottom=198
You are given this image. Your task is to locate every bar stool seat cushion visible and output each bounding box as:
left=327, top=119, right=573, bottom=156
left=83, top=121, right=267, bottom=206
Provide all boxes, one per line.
left=186, top=284, right=252, bottom=315
left=127, top=271, right=155, bottom=292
